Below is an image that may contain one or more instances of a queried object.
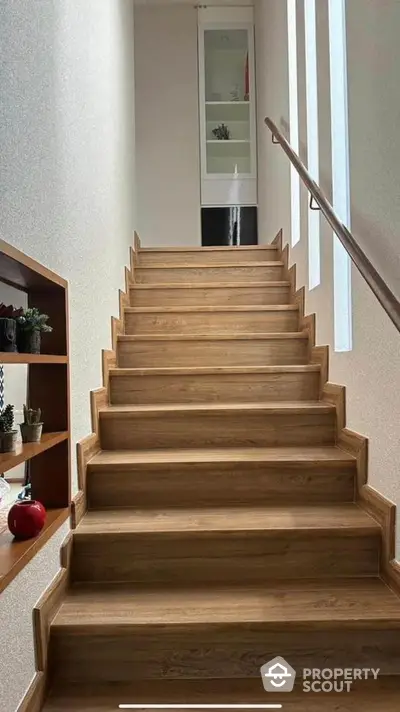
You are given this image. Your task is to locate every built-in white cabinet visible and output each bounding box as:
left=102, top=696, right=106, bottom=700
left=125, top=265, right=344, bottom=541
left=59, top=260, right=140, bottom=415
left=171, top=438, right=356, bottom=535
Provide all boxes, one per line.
left=198, top=7, right=257, bottom=207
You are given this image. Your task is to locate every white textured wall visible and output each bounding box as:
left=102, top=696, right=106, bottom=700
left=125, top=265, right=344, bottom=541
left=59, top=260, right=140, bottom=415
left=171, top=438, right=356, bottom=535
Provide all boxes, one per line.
left=0, top=521, right=69, bottom=712
left=256, top=0, right=400, bottom=552
left=134, top=4, right=201, bottom=246
left=255, top=0, right=291, bottom=243
left=0, top=0, right=135, bottom=492
left=0, top=1, right=135, bottom=709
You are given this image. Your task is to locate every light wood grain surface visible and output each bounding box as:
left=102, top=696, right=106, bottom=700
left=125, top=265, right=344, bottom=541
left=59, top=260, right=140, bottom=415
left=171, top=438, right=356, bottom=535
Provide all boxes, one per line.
left=110, top=366, right=321, bottom=404
left=135, top=264, right=284, bottom=284
left=44, top=241, right=400, bottom=704
left=43, top=678, right=400, bottom=712
left=130, top=282, right=291, bottom=306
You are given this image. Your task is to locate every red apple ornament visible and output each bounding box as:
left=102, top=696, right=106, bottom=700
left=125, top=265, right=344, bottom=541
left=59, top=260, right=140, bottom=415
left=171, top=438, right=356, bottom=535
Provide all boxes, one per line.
left=8, top=500, right=46, bottom=539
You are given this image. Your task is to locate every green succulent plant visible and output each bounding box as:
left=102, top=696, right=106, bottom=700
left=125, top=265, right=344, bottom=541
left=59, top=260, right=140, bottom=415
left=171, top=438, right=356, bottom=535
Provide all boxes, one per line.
left=212, top=123, right=231, bottom=140
left=23, top=405, right=42, bottom=425
left=0, top=404, right=15, bottom=433
left=16, top=308, right=53, bottom=333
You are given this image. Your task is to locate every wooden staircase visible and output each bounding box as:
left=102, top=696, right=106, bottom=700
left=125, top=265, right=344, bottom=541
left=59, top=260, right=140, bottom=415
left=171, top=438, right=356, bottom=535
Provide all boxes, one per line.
left=43, top=243, right=400, bottom=710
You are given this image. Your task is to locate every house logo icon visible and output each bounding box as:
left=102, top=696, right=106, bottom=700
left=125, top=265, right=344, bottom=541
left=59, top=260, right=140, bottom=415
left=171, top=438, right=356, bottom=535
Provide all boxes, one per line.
left=261, top=657, right=296, bottom=693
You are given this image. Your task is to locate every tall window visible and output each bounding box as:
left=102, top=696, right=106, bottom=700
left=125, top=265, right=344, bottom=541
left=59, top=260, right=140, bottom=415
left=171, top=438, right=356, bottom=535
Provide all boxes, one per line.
left=329, top=0, right=352, bottom=351
left=305, top=0, right=320, bottom=289
left=287, top=0, right=300, bottom=246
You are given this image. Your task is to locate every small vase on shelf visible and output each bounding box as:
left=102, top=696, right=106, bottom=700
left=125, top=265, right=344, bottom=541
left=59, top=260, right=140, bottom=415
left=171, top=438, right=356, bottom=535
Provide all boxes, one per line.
left=0, top=318, right=17, bottom=352
left=17, top=329, right=41, bottom=354
left=8, top=500, right=46, bottom=540
left=20, top=405, right=43, bottom=443
left=16, top=308, right=52, bottom=354
left=0, top=304, right=23, bottom=353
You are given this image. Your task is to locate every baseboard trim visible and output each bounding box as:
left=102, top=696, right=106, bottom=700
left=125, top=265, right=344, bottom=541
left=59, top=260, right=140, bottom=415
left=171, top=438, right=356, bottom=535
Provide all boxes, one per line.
left=33, top=533, right=71, bottom=673
left=272, top=228, right=283, bottom=249
left=70, top=490, right=85, bottom=529
left=281, top=228, right=400, bottom=596
left=75, top=234, right=138, bottom=520
left=17, top=671, right=47, bottom=712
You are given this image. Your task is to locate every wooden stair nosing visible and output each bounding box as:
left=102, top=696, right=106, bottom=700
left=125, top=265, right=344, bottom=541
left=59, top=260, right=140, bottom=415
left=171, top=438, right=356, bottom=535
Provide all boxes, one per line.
left=109, top=364, right=321, bottom=377
left=135, top=261, right=284, bottom=270
left=118, top=331, right=309, bottom=342
left=74, top=504, right=379, bottom=537
left=87, top=445, right=356, bottom=470
left=130, top=280, right=291, bottom=289
left=51, top=578, right=400, bottom=631
left=124, top=305, right=298, bottom=313
left=138, top=246, right=279, bottom=253
left=41, top=677, right=400, bottom=712
left=99, top=401, right=335, bottom=417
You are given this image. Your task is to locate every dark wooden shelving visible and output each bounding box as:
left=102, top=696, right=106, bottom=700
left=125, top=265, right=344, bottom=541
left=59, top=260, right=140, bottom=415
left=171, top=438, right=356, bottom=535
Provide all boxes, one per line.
left=0, top=353, right=68, bottom=364
left=0, top=431, right=68, bottom=474
left=0, top=239, right=71, bottom=591
left=0, top=507, right=69, bottom=593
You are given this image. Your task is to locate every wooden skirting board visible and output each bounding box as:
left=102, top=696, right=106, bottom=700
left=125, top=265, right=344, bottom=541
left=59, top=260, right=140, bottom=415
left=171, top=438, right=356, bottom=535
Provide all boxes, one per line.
left=71, top=235, right=139, bottom=531
left=17, top=672, right=46, bottom=712
left=16, top=533, right=72, bottom=712
left=276, top=227, right=400, bottom=600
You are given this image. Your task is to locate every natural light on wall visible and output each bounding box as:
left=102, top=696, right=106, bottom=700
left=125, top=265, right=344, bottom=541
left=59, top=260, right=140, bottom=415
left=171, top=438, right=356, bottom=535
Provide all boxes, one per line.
left=304, top=0, right=320, bottom=290
left=329, top=0, right=352, bottom=351
left=287, top=0, right=300, bottom=247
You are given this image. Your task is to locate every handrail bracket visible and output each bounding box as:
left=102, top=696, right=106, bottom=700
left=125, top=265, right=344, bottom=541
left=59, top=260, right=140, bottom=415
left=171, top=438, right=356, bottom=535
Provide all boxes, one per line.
left=309, top=195, right=321, bottom=211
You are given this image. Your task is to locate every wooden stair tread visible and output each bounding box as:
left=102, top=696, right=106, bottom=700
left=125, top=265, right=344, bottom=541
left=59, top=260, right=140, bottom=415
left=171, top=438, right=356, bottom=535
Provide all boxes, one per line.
left=76, top=504, right=377, bottom=535
left=136, top=261, right=284, bottom=269
left=118, top=331, right=308, bottom=341
left=52, top=578, right=400, bottom=629
left=130, top=280, right=290, bottom=288
left=42, top=678, right=400, bottom=711
left=124, top=305, right=298, bottom=313
left=110, top=364, right=321, bottom=376
left=139, top=246, right=279, bottom=252
left=99, top=401, right=334, bottom=416
left=88, top=445, right=355, bottom=468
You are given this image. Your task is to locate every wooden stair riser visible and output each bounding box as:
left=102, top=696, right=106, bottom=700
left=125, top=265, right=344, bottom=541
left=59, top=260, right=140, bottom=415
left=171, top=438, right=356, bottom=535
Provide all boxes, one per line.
left=135, top=264, right=284, bottom=284
left=138, top=248, right=280, bottom=266
left=130, top=284, right=291, bottom=307
left=124, top=308, right=299, bottom=335
left=99, top=409, right=336, bottom=450
left=117, top=335, right=309, bottom=368
left=87, top=461, right=356, bottom=509
left=109, top=369, right=321, bottom=405
left=71, top=532, right=379, bottom=584
left=50, top=626, right=400, bottom=683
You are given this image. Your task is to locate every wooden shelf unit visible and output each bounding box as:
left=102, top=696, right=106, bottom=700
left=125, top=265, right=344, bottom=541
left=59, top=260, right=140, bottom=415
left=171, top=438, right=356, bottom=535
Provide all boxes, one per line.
left=0, top=239, right=70, bottom=591
left=0, top=353, right=68, bottom=364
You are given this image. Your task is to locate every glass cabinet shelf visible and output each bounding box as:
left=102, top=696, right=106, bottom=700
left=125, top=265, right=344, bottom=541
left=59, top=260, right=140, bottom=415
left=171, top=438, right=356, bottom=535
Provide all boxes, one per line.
left=206, top=101, right=249, bottom=105
left=206, top=140, right=250, bottom=143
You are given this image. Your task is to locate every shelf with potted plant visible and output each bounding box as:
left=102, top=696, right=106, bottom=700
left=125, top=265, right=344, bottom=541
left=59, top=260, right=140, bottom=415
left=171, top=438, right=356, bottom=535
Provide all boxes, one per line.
left=0, top=239, right=70, bottom=593
left=0, top=303, right=67, bottom=362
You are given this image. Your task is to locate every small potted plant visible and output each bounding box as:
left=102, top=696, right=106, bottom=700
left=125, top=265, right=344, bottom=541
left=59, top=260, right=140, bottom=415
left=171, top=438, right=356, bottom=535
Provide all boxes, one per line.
left=16, top=307, right=52, bottom=354
left=0, top=404, right=18, bottom=453
left=20, top=405, right=43, bottom=443
left=212, top=123, right=231, bottom=140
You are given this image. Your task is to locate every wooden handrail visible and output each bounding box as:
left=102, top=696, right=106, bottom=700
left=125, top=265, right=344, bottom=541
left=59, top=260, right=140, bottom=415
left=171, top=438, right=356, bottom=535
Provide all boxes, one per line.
left=265, top=117, right=400, bottom=334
